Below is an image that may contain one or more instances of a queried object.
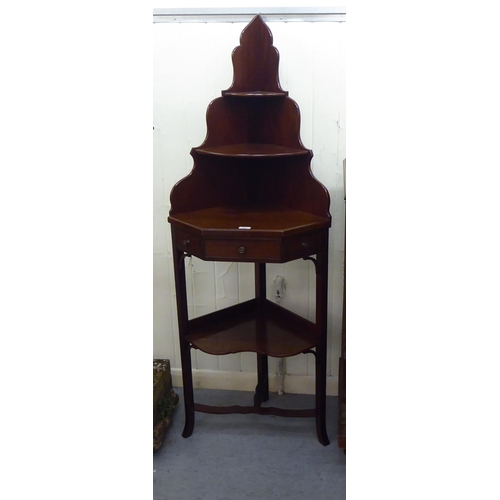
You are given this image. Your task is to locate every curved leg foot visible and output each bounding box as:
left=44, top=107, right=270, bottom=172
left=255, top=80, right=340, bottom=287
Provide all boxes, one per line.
left=315, top=342, right=329, bottom=446
left=314, top=241, right=330, bottom=447
left=182, top=412, right=194, bottom=438
left=316, top=417, right=330, bottom=446
left=179, top=338, right=195, bottom=439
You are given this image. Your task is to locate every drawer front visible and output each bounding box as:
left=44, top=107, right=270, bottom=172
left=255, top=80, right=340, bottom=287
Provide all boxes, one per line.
left=284, top=231, right=323, bottom=261
left=205, top=238, right=281, bottom=261
left=173, top=227, right=203, bottom=257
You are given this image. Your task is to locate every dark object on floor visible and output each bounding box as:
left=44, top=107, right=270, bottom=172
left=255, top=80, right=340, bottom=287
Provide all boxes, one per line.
left=153, top=359, right=179, bottom=451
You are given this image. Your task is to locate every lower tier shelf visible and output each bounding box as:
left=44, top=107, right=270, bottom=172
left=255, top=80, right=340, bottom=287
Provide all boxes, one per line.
left=185, top=299, right=318, bottom=357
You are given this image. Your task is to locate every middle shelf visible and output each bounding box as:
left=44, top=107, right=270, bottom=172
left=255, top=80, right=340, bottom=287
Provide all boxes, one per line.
left=193, top=143, right=310, bottom=157
left=185, top=298, right=318, bottom=357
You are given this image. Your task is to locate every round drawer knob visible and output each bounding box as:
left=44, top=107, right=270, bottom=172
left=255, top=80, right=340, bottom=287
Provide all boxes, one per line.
left=183, top=239, right=190, bottom=247
left=238, top=246, right=246, bottom=254
left=302, top=242, right=309, bottom=250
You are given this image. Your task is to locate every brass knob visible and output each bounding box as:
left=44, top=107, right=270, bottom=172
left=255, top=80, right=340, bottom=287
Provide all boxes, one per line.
left=238, top=246, right=246, bottom=254
left=183, top=239, right=190, bottom=247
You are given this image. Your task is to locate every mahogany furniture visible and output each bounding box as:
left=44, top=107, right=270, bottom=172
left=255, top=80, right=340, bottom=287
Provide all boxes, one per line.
left=338, top=159, right=346, bottom=452
left=168, top=15, right=332, bottom=446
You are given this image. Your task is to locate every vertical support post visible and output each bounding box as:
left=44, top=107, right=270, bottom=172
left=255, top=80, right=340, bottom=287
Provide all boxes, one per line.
left=171, top=234, right=195, bottom=438
left=338, top=171, right=347, bottom=451
left=315, top=232, right=330, bottom=446
left=254, top=262, right=269, bottom=406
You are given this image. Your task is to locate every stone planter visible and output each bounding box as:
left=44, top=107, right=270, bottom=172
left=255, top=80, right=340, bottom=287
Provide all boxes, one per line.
left=153, top=359, right=179, bottom=451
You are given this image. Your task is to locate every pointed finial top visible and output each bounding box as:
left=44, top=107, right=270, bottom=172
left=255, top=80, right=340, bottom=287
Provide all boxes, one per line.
left=240, top=14, right=273, bottom=45
left=222, top=15, right=287, bottom=96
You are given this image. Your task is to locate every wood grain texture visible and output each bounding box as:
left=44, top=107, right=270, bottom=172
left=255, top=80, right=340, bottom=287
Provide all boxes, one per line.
left=186, top=299, right=317, bottom=357
left=222, top=15, right=287, bottom=95
left=167, top=15, right=332, bottom=445
left=171, top=207, right=329, bottom=236
left=154, top=17, right=344, bottom=397
left=194, top=143, right=308, bottom=157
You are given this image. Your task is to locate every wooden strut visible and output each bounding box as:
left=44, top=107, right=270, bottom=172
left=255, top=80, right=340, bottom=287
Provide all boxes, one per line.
left=303, top=256, right=318, bottom=272
left=302, top=348, right=316, bottom=357
left=254, top=263, right=269, bottom=408
left=178, top=251, right=191, bottom=269
left=194, top=403, right=316, bottom=418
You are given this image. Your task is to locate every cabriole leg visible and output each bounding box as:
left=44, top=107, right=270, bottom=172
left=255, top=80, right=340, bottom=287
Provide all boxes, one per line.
left=180, top=340, right=195, bottom=438
left=315, top=238, right=330, bottom=446
left=172, top=240, right=195, bottom=438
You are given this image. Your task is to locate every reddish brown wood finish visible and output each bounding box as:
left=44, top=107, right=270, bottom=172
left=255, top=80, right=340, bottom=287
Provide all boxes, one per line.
left=338, top=159, right=346, bottom=452
left=169, top=156, right=330, bottom=219
left=254, top=263, right=269, bottom=407
left=194, top=404, right=315, bottom=418
left=185, top=299, right=318, bottom=357
left=222, top=14, right=286, bottom=95
left=168, top=15, right=331, bottom=445
left=195, top=143, right=308, bottom=157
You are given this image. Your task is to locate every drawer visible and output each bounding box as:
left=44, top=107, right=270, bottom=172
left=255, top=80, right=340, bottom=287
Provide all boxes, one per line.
left=283, top=231, right=322, bottom=261
left=205, top=238, right=281, bottom=261
left=173, top=227, right=202, bottom=257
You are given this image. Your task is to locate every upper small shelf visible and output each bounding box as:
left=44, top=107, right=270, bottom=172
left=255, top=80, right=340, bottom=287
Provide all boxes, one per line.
left=169, top=15, right=331, bottom=224
left=221, top=90, right=288, bottom=97
left=222, top=15, right=287, bottom=96
left=194, top=143, right=309, bottom=158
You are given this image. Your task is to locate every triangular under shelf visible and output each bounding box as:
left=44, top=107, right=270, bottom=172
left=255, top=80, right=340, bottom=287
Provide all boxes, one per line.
left=186, top=299, right=318, bottom=357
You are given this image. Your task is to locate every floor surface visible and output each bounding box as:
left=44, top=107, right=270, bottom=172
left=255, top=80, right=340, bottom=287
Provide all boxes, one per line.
left=153, top=388, right=346, bottom=500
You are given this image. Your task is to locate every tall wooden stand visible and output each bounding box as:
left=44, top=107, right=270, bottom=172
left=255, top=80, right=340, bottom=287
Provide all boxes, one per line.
left=338, top=159, right=346, bottom=452
left=168, top=15, right=332, bottom=446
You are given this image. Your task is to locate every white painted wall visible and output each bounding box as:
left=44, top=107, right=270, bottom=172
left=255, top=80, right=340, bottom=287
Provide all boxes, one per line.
left=153, top=18, right=345, bottom=395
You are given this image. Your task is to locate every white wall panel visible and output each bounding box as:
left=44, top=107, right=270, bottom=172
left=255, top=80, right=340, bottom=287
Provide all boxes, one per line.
left=153, top=19, right=345, bottom=395
left=153, top=253, right=175, bottom=360
left=237, top=262, right=255, bottom=302
left=215, top=261, right=242, bottom=372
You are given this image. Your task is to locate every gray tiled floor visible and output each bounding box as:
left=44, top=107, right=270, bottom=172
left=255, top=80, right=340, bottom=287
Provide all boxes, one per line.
left=154, top=388, right=346, bottom=500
